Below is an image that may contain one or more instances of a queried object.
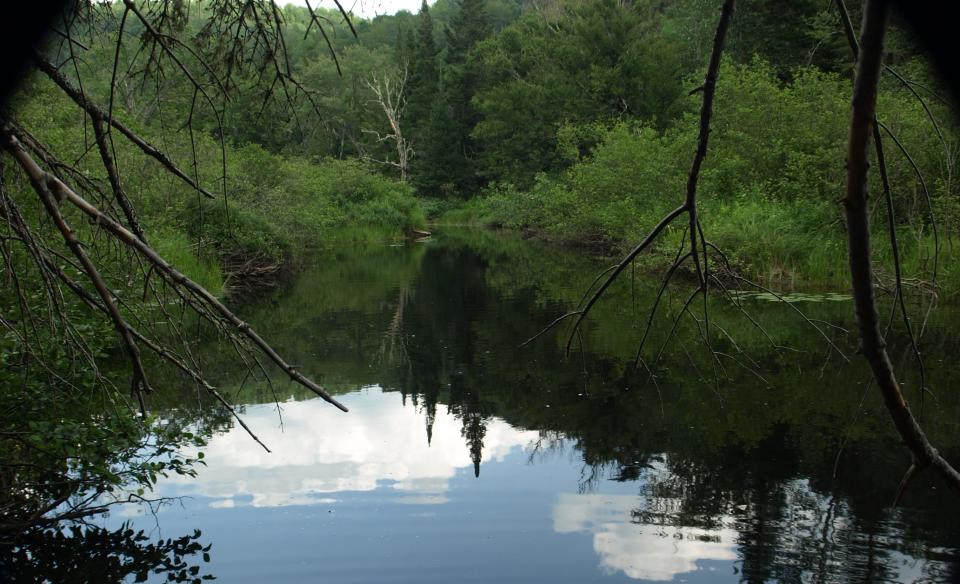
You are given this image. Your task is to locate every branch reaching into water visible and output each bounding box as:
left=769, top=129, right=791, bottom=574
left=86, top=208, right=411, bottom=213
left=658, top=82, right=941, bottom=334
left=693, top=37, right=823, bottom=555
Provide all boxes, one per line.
left=836, top=0, right=933, bottom=415
left=541, top=0, right=737, bottom=380
left=842, top=0, right=960, bottom=500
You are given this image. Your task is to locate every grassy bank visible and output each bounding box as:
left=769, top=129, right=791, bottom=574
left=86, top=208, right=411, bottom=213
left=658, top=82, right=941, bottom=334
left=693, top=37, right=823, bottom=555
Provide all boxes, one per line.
left=439, top=185, right=956, bottom=294
left=175, top=149, right=426, bottom=292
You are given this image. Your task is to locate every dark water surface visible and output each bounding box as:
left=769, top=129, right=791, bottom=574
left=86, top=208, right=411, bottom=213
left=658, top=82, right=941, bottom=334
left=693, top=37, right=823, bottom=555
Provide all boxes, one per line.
left=109, top=229, right=959, bottom=582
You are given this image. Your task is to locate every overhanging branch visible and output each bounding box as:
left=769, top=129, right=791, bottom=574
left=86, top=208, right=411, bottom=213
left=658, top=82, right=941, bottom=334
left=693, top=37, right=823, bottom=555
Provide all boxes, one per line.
left=843, top=0, right=960, bottom=498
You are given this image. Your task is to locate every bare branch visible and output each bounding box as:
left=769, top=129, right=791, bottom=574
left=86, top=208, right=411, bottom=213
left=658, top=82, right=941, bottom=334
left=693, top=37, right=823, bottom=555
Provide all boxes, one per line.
left=3, top=123, right=150, bottom=415
left=843, top=0, right=960, bottom=495
left=558, top=0, right=737, bottom=362
left=1, top=126, right=348, bottom=413
left=34, top=55, right=217, bottom=199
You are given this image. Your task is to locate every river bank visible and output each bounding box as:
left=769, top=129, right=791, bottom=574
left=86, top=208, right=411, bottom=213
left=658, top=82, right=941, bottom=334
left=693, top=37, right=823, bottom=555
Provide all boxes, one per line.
left=434, top=202, right=953, bottom=296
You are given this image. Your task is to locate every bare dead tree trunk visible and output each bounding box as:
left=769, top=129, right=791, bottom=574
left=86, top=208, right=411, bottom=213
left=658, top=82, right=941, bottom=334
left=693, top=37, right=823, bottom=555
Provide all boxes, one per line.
left=363, top=68, right=412, bottom=180
left=845, top=0, right=960, bottom=501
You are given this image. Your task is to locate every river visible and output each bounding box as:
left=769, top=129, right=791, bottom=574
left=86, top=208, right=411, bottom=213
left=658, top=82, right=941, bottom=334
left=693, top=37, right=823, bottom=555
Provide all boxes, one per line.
left=103, top=228, right=960, bottom=582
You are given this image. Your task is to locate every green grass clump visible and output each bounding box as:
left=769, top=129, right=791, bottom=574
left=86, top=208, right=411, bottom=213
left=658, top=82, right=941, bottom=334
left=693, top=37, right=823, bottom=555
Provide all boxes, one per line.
left=151, top=229, right=225, bottom=297
left=184, top=198, right=291, bottom=263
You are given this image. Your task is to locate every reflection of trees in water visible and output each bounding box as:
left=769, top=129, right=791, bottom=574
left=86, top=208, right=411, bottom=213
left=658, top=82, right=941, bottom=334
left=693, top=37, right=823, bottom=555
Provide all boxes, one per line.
left=378, top=285, right=411, bottom=369
left=398, top=244, right=497, bottom=475
left=384, top=239, right=959, bottom=576
left=461, top=413, right=487, bottom=478
left=731, top=483, right=912, bottom=583
left=625, top=441, right=958, bottom=583
left=206, top=233, right=959, bottom=578
left=0, top=524, right=212, bottom=583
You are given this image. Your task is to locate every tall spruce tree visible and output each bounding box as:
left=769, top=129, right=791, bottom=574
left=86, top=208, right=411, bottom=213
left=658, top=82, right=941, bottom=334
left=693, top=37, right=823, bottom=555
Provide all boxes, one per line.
left=442, top=0, right=491, bottom=195
left=411, top=95, right=462, bottom=197
left=406, top=1, right=440, bottom=140
left=445, top=0, right=491, bottom=65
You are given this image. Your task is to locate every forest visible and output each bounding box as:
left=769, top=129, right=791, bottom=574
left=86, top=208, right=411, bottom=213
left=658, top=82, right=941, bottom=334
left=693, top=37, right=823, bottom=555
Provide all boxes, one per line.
left=1, top=0, right=959, bottom=581
left=6, top=0, right=957, bottom=289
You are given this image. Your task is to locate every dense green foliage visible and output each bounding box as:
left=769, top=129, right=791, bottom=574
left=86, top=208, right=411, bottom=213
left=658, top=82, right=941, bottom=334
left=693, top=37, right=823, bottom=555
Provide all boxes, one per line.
left=470, top=0, right=685, bottom=187
left=466, top=55, right=957, bottom=289
left=37, top=0, right=950, bottom=295
left=16, top=65, right=424, bottom=274
left=165, top=0, right=940, bottom=295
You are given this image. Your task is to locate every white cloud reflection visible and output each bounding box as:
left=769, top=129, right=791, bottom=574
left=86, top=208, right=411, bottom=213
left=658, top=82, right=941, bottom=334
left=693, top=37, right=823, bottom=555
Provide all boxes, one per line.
left=553, top=493, right=737, bottom=581
left=154, top=388, right=538, bottom=508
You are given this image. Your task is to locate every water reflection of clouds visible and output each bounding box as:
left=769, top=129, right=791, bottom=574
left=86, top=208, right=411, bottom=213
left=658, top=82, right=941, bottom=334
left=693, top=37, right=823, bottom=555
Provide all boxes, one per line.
left=553, top=493, right=737, bottom=581
left=156, top=388, right=539, bottom=508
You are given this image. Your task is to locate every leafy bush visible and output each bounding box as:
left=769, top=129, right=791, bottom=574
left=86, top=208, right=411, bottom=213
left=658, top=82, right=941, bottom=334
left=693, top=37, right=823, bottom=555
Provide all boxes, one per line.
left=183, top=197, right=291, bottom=266
left=159, top=143, right=426, bottom=276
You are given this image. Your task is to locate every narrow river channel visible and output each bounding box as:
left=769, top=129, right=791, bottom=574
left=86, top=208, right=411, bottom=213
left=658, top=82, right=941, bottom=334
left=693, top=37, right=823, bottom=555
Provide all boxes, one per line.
left=103, top=228, right=959, bottom=583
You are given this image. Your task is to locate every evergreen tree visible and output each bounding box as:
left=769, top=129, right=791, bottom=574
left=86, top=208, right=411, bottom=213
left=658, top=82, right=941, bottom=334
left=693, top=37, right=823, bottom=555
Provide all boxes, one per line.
left=411, top=96, right=462, bottom=197
left=469, top=0, right=685, bottom=187
left=442, top=0, right=491, bottom=195
left=727, top=0, right=844, bottom=75
left=405, top=0, right=440, bottom=140
left=394, top=25, right=412, bottom=68
left=445, top=0, right=491, bottom=65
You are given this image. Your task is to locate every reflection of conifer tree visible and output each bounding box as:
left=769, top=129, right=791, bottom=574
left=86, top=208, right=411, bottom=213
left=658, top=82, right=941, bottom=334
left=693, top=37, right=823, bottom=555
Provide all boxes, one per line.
left=462, top=412, right=487, bottom=478
left=736, top=479, right=784, bottom=584
left=425, top=399, right=437, bottom=446
left=400, top=245, right=490, bottom=450
left=448, top=366, right=489, bottom=477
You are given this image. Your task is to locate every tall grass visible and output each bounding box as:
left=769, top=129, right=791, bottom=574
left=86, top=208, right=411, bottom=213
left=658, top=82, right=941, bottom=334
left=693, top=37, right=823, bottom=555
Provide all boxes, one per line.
left=149, top=229, right=225, bottom=298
